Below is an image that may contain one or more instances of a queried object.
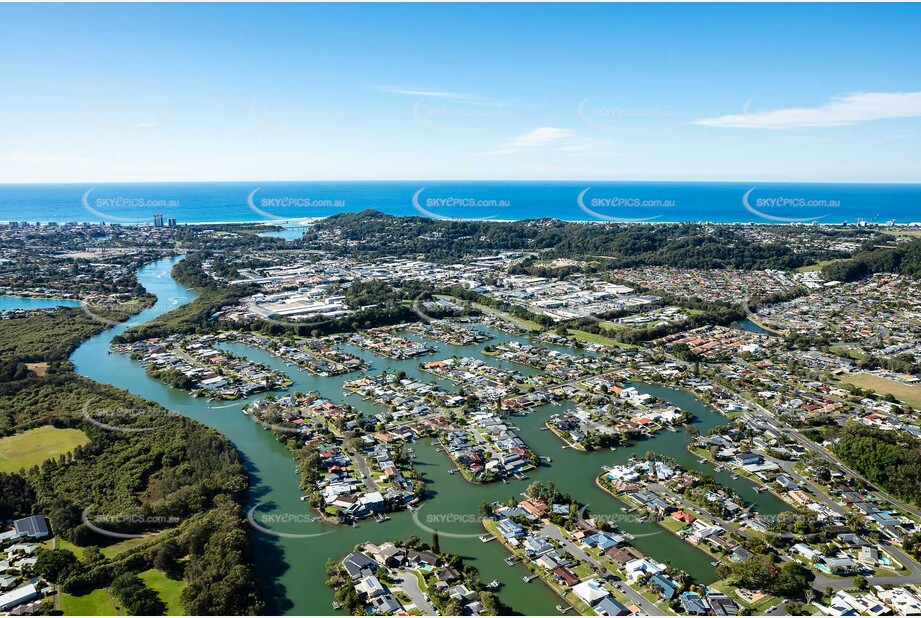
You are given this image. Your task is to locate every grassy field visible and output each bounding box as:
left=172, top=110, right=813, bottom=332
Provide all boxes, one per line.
left=59, top=588, right=118, bottom=616
left=830, top=345, right=866, bottom=360
left=41, top=538, right=86, bottom=560
left=882, top=229, right=921, bottom=238
left=139, top=569, right=185, bottom=615
left=469, top=301, right=544, bottom=331
left=569, top=329, right=636, bottom=348
left=0, top=426, right=89, bottom=473
left=795, top=259, right=844, bottom=273
left=840, top=373, right=921, bottom=408
left=101, top=536, right=158, bottom=559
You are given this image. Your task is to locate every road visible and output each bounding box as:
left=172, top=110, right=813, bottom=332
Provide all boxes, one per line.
left=539, top=523, right=664, bottom=616
left=724, top=358, right=921, bottom=521
left=394, top=570, right=437, bottom=615
left=315, top=409, right=380, bottom=492
left=351, top=448, right=380, bottom=491
left=761, top=454, right=847, bottom=517
left=646, top=482, right=748, bottom=537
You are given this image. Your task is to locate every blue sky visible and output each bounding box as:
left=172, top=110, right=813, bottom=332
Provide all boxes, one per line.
left=1, top=3, right=919, bottom=183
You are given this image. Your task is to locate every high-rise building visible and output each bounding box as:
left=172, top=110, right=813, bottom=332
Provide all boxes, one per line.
left=153, top=214, right=164, bottom=227
left=167, top=217, right=177, bottom=227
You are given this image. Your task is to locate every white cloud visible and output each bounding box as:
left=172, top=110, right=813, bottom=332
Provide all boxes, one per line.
left=485, top=127, right=616, bottom=157
left=378, top=86, right=469, bottom=99
left=509, top=127, right=574, bottom=148
left=695, top=91, right=921, bottom=129
left=485, top=127, right=570, bottom=155
left=378, top=86, right=512, bottom=107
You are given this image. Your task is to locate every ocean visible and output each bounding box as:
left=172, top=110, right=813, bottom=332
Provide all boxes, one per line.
left=1, top=181, right=919, bottom=225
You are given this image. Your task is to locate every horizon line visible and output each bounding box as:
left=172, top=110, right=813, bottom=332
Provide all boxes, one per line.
left=2, top=179, right=921, bottom=186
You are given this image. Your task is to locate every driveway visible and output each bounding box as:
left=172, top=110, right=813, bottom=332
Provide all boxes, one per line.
left=395, top=570, right=437, bottom=615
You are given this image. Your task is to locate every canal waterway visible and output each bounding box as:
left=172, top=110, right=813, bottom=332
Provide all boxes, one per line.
left=67, top=257, right=788, bottom=615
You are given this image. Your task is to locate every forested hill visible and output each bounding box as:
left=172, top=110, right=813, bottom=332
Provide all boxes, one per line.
left=302, top=210, right=867, bottom=269
left=0, top=301, right=263, bottom=614
left=821, top=237, right=921, bottom=281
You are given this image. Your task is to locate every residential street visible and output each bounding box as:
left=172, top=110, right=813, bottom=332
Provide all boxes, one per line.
left=538, top=523, right=664, bottom=616
left=394, top=570, right=437, bottom=615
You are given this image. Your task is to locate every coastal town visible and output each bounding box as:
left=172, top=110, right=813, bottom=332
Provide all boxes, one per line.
left=3, top=2, right=921, bottom=616
left=1, top=218, right=921, bottom=617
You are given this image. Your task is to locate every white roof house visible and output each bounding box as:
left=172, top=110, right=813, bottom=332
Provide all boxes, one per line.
left=572, top=579, right=610, bottom=605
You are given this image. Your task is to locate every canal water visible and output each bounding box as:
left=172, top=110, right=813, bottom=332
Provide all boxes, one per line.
left=0, top=295, right=82, bottom=311
left=258, top=227, right=306, bottom=241
left=69, top=257, right=787, bottom=615
left=731, top=318, right=772, bottom=336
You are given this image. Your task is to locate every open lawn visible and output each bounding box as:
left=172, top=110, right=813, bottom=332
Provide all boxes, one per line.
left=840, top=373, right=921, bottom=408
left=830, top=345, right=866, bottom=360
left=101, top=535, right=158, bottom=559
left=882, top=229, right=921, bottom=238
left=59, top=588, right=117, bottom=616
left=0, top=426, right=89, bottom=473
left=796, top=259, right=844, bottom=273
left=659, top=517, right=689, bottom=533
left=41, top=538, right=86, bottom=560
left=140, top=569, right=185, bottom=615
left=569, top=329, right=636, bottom=348
left=710, top=580, right=781, bottom=614
left=469, top=301, right=543, bottom=331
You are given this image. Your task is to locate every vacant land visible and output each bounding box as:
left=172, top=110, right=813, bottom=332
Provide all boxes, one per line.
left=0, top=426, right=89, bottom=473
left=24, top=362, right=49, bottom=376
left=841, top=373, right=921, bottom=408
left=796, top=258, right=844, bottom=273
left=101, top=535, right=159, bottom=559
left=569, top=329, right=636, bottom=348
left=59, top=588, right=118, bottom=616
left=140, top=569, right=185, bottom=615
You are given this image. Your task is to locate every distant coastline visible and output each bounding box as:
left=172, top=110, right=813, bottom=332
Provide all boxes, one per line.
left=6, top=180, right=921, bottom=225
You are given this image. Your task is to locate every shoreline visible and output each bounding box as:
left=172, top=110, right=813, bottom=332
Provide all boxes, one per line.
left=8, top=218, right=921, bottom=227
left=0, top=293, right=83, bottom=302
left=5, top=214, right=921, bottom=227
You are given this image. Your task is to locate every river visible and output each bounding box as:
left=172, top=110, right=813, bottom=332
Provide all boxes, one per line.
left=66, top=257, right=787, bottom=615
left=0, top=295, right=82, bottom=311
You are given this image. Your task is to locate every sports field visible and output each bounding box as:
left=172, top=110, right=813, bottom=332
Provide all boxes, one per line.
left=0, top=426, right=90, bottom=473
left=841, top=373, right=921, bottom=409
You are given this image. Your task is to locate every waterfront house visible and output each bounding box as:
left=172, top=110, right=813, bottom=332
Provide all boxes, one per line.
left=649, top=574, right=679, bottom=600
left=367, top=542, right=404, bottom=568
left=679, top=592, right=710, bottom=615
left=342, top=551, right=378, bottom=580
left=523, top=536, right=554, bottom=555
left=552, top=566, right=580, bottom=587
left=496, top=518, right=524, bottom=540
left=369, top=594, right=401, bottom=615
left=595, top=597, right=630, bottom=616
left=706, top=593, right=739, bottom=616
left=572, top=578, right=609, bottom=604
left=623, top=558, right=664, bottom=582
left=356, top=575, right=385, bottom=598
left=406, top=549, right=439, bottom=568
